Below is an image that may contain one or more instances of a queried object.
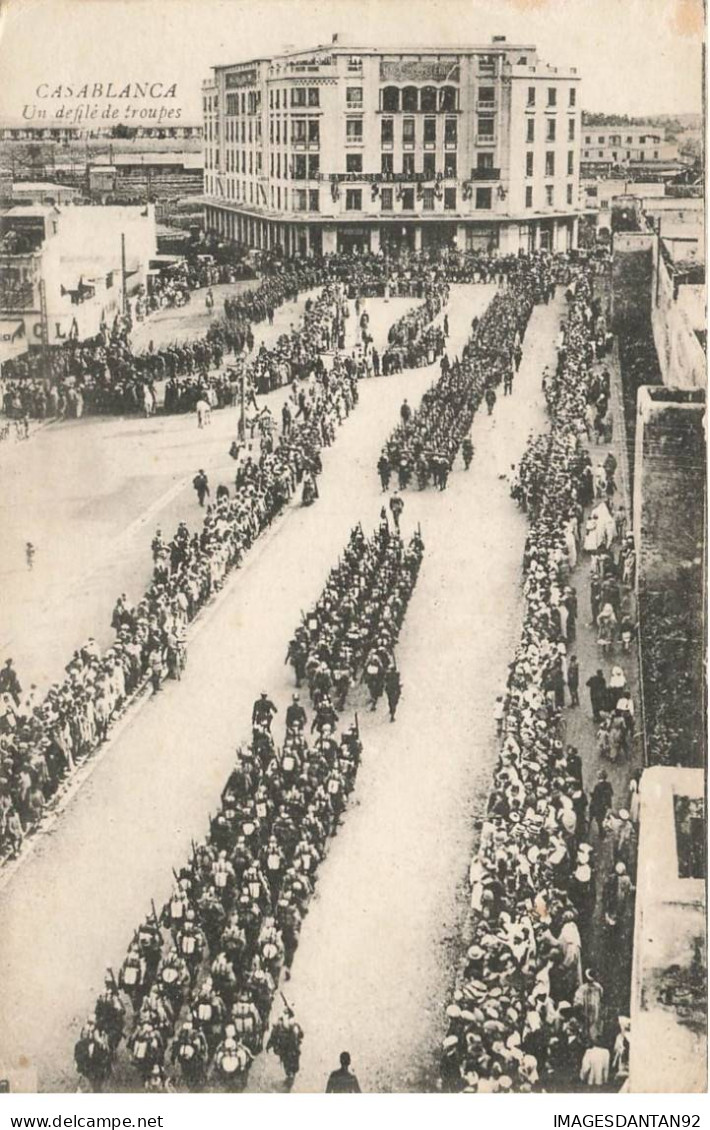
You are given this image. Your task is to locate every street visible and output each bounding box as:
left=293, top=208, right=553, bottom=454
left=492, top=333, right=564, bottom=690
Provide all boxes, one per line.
left=0, top=284, right=563, bottom=1093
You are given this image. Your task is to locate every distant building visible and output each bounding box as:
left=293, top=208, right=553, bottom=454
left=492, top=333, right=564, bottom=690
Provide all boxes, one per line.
left=203, top=36, right=582, bottom=256
left=580, top=124, right=680, bottom=177
left=10, top=181, right=81, bottom=206
left=0, top=203, right=157, bottom=354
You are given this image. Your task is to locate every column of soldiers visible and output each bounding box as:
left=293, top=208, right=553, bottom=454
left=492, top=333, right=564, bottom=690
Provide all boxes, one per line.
left=439, top=262, right=636, bottom=1095
left=286, top=519, right=425, bottom=722
left=378, top=270, right=542, bottom=492
left=379, top=282, right=449, bottom=374
left=75, top=519, right=425, bottom=1093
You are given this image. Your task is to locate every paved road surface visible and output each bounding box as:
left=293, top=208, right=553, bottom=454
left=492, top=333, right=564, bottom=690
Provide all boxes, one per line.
left=0, top=285, right=564, bottom=1094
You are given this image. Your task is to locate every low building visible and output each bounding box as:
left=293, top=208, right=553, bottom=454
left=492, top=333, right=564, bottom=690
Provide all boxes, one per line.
left=10, top=181, right=82, bottom=206
left=203, top=35, right=582, bottom=256
left=0, top=203, right=157, bottom=354
left=581, top=124, right=680, bottom=177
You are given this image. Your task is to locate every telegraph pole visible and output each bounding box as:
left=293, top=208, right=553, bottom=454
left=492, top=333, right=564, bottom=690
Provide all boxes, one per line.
left=38, top=277, right=50, bottom=389
left=238, top=365, right=246, bottom=441
left=121, top=232, right=128, bottom=317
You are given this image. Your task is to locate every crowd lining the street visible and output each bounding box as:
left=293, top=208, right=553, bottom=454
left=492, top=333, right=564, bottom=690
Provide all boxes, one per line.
left=0, top=283, right=362, bottom=861
left=440, top=261, right=637, bottom=1094
left=73, top=521, right=423, bottom=1092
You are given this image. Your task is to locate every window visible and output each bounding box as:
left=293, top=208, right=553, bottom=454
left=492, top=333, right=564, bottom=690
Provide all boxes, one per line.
left=440, top=86, right=457, bottom=111
left=308, top=119, right=320, bottom=144
left=420, top=86, right=437, bottom=113
left=346, top=118, right=363, bottom=143
left=526, top=151, right=534, bottom=177
left=402, top=86, right=418, bottom=112
left=291, top=88, right=307, bottom=107
left=527, top=86, right=536, bottom=107
left=525, top=185, right=533, bottom=208
left=308, top=88, right=320, bottom=107
left=422, top=187, right=435, bottom=211
left=423, top=117, right=436, bottom=146
left=402, top=152, right=415, bottom=175
left=568, top=118, right=575, bottom=141
left=612, top=151, right=618, bottom=161
left=444, top=152, right=457, bottom=178
left=308, top=153, right=320, bottom=178
left=654, top=150, right=659, bottom=158
left=275, top=89, right=280, bottom=109
left=292, top=119, right=307, bottom=143
left=445, top=117, right=458, bottom=146
left=569, top=87, right=576, bottom=106
left=381, top=152, right=394, bottom=175
left=545, top=151, right=555, bottom=177
left=309, top=189, right=320, bottom=211
left=546, top=118, right=556, bottom=142
left=403, top=118, right=415, bottom=147
left=475, top=186, right=492, bottom=209
left=346, top=153, right=363, bottom=173
left=598, top=150, right=603, bottom=157
left=293, top=189, right=307, bottom=211
left=423, top=152, right=436, bottom=178
left=381, top=187, right=393, bottom=211
left=382, top=86, right=399, bottom=112
left=478, top=86, right=495, bottom=106
left=293, top=154, right=307, bottom=179
left=345, top=188, right=362, bottom=210
left=381, top=118, right=394, bottom=146
left=444, top=187, right=457, bottom=210
left=275, top=120, right=280, bottom=144
left=598, top=135, right=605, bottom=144
left=567, top=150, right=574, bottom=175
left=526, top=118, right=535, bottom=143
left=547, top=87, right=557, bottom=107
left=477, top=152, right=494, bottom=170
left=545, top=184, right=554, bottom=206
left=477, top=114, right=494, bottom=139
left=346, top=87, right=363, bottom=107
left=400, top=187, right=415, bottom=210
left=566, top=184, right=573, bottom=205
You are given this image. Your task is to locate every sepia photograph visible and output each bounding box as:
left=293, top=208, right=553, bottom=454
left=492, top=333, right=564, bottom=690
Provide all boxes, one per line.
left=0, top=0, right=705, bottom=1106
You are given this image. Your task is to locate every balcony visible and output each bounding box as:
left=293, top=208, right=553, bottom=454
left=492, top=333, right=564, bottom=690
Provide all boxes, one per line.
left=470, top=167, right=501, bottom=181
left=476, top=134, right=496, bottom=146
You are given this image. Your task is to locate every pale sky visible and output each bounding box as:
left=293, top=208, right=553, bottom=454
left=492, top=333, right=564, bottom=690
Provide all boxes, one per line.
left=0, top=0, right=704, bottom=123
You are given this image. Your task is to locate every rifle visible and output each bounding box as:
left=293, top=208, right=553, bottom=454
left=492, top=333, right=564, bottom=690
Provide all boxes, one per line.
left=354, top=711, right=360, bottom=740
left=150, top=900, right=160, bottom=928
left=279, top=990, right=294, bottom=1017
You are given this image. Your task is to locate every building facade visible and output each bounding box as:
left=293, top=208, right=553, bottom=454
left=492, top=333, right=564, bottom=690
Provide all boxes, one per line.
left=0, top=203, right=157, bottom=355
left=203, top=37, right=581, bottom=256
left=580, top=124, right=679, bottom=177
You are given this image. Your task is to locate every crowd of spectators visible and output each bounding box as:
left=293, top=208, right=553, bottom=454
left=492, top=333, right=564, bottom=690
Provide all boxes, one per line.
left=440, top=263, right=636, bottom=1094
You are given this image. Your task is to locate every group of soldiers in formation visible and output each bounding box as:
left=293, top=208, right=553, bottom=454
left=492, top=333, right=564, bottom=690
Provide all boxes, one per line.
left=286, top=519, right=425, bottom=722
left=441, top=254, right=636, bottom=1094
left=378, top=282, right=449, bottom=374
left=377, top=265, right=548, bottom=492
left=74, top=517, right=424, bottom=1093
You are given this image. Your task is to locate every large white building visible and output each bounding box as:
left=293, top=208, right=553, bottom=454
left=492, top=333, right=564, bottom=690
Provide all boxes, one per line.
left=0, top=203, right=157, bottom=355
left=580, top=124, right=679, bottom=175
left=203, top=36, right=582, bottom=256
